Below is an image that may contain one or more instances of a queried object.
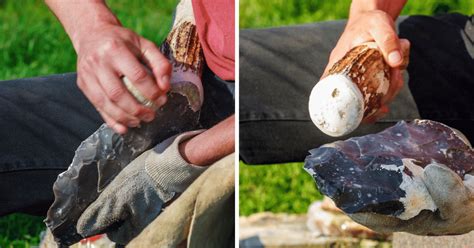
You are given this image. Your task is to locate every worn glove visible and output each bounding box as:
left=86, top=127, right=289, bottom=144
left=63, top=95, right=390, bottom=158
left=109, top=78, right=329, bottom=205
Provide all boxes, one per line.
left=76, top=130, right=206, bottom=245
left=349, top=163, right=474, bottom=236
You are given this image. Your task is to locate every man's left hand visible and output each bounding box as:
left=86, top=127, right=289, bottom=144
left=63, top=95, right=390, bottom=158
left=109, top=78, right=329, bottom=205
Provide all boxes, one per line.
left=76, top=130, right=206, bottom=245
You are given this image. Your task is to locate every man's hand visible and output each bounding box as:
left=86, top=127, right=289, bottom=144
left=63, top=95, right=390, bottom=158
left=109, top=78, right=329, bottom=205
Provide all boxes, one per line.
left=76, top=130, right=207, bottom=244
left=76, top=115, right=235, bottom=244
left=349, top=163, right=474, bottom=235
left=322, top=0, right=409, bottom=122
left=46, top=1, right=171, bottom=134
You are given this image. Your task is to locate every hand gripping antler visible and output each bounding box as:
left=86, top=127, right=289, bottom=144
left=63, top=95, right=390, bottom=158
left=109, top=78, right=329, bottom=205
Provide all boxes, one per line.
left=45, top=0, right=204, bottom=245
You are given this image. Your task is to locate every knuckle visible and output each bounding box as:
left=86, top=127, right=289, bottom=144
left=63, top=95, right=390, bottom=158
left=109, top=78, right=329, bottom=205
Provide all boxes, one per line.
left=148, top=89, right=161, bottom=100
left=129, top=66, right=149, bottom=82
left=108, top=86, right=126, bottom=102
left=93, top=95, right=105, bottom=109
left=102, top=39, right=122, bottom=52
left=153, top=62, right=171, bottom=77
left=369, top=11, right=390, bottom=25
left=129, top=106, right=142, bottom=116
left=141, top=38, right=155, bottom=48
left=116, top=113, right=131, bottom=124
left=85, top=53, right=101, bottom=65
left=160, top=60, right=172, bottom=73
left=76, top=78, right=85, bottom=90
left=381, top=33, right=398, bottom=46
left=371, top=10, right=388, bottom=19
left=77, top=62, right=88, bottom=73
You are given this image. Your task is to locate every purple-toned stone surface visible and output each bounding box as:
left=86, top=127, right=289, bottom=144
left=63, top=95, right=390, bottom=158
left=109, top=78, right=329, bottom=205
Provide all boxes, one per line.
left=304, top=120, right=474, bottom=219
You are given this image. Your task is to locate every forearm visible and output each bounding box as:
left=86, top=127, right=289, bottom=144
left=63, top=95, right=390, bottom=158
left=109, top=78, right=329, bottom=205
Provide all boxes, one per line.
left=349, top=0, right=407, bottom=20
left=45, top=0, right=121, bottom=52
left=180, top=115, right=235, bottom=166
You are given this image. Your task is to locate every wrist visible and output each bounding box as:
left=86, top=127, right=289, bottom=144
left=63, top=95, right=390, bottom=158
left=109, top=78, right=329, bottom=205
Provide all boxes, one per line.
left=57, top=2, right=121, bottom=53
left=179, top=115, right=235, bottom=166
left=349, top=0, right=406, bottom=21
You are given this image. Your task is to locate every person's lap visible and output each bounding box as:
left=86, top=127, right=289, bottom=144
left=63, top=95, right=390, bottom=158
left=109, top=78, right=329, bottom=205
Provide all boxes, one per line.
left=239, top=14, right=474, bottom=164
left=0, top=68, right=234, bottom=216
left=0, top=73, right=101, bottom=216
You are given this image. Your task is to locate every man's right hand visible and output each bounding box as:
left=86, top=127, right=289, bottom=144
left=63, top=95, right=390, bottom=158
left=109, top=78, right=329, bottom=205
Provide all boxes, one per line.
left=322, top=0, right=409, bottom=123
left=75, top=24, right=171, bottom=134
left=45, top=1, right=171, bottom=134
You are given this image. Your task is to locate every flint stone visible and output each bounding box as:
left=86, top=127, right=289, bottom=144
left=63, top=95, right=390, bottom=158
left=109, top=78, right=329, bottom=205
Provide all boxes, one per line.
left=44, top=86, right=200, bottom=246
left=304, top=120, right=474, bottom=220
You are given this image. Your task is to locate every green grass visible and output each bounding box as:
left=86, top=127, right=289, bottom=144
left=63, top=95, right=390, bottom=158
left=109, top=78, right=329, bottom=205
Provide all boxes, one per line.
left=0, top=0, right=177, bottom=81
left=240, top=0, right=474, bottom=28
left=0, top=0, right=177, bottom=246
left=0, top=214, right=44, bottom=248
left=239, top=0, right=473, bottom=217
left=239, top=161, right=322, bottom=216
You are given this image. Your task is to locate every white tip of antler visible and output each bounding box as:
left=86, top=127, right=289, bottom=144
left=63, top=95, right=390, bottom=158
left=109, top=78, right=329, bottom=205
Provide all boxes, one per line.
left=309, top=74, right=364, bottom=137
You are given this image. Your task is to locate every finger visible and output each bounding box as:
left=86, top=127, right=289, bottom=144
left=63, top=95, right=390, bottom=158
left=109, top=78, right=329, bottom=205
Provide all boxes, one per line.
left=399, top=38, right=410, bottom=70
left=368, top=12, right=403, bottom=67
left=321, top=36, right=353, bottom=79
left=97, top=66, right=155, bottom=122
left=382, top=68, right=404, bottom=105
left=322, top=31, right=372, bottom=79
left=112, top=48, right=164, bottom=106
left=77, top=75, right=137, bottom=132
left=77, top=197, right=121, bottom=238
left=99, top=110, right=128, bottom=134
left=423, top=163, right=468, bottom=219
left=107, top=190, right=164, bottom=245
left=76, top=196, right=119, bottom=237
left=362, top=105, right=389, bottom=124
left=140, top=38, right=171, bottom=94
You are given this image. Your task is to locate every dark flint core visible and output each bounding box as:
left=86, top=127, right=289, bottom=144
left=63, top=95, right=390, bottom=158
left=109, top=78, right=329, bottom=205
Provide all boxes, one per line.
left=305, top=147, right=405, bottom=215
left=304, top=120, right=474, bottom=218
left=44, top=90, right=200, bottom=246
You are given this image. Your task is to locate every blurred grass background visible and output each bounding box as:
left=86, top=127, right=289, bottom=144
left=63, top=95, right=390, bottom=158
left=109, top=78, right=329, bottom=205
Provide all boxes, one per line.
left=240, top=0, right=474, bottom=28
left=0, top=0, right=177, bottom=247
left=239, top=0, right=473, bottom=216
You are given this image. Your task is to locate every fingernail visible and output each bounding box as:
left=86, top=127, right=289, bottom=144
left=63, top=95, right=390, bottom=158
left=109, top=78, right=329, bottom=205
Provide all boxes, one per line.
left=388, top=51, right=402, bottom=65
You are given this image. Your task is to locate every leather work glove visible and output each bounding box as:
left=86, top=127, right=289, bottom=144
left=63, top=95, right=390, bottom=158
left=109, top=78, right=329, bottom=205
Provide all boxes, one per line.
left=349, top=163, right=474, bottom=236
left=76, top=130, right=206, bottom=245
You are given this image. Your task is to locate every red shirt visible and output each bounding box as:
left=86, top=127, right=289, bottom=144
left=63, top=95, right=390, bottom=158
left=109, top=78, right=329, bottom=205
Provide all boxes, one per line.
left=192, top=0, right=235, bottom=81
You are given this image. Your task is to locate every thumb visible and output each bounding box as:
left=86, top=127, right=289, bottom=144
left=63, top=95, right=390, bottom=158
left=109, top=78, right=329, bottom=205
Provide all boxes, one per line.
left=77, top=197, right=125, bottom=238
left=368, top=13, right=402, bottom=67
left=423, top=163, right=469, bottom=219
